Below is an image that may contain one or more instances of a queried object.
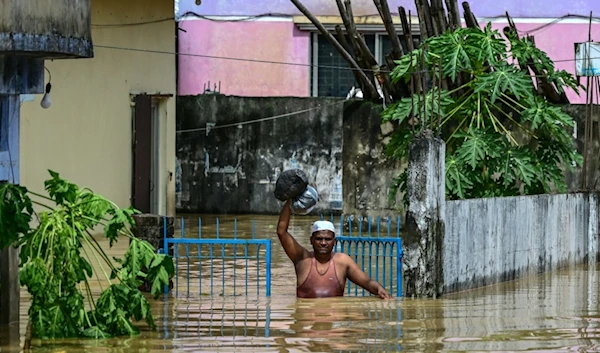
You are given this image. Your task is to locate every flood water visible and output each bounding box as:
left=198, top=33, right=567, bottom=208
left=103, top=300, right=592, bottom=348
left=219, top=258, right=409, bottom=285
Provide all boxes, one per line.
left=2, top=214, right=600, bottom=352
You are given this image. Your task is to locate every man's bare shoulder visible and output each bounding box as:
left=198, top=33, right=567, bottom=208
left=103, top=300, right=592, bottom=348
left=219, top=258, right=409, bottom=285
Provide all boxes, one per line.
left=333, top=252, right=355, bottom=265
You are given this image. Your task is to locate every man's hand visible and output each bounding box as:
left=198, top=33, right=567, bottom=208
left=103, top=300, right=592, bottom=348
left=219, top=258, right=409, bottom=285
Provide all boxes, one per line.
left=376, top=286, right=392, bottom=299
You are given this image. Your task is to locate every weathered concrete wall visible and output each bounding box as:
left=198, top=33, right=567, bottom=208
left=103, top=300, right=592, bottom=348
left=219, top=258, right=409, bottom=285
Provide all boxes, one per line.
left=342, top=101, right=403, bottom=218
left=176, top=95, right=344, bottom=214
left=444, top=192, right=599, bottom=293
left=0, top=0, right=93, bottom=58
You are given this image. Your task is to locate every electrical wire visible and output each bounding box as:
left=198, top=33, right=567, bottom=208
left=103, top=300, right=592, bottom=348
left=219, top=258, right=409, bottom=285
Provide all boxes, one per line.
left=92, top=18, right=174, bottom=27
left=94, top=44, right=388, bottom=73
left=94, top=43, right=600, bottom=75
left=90, top=10, right=600, bottom=35
left=91, top=12, right=298, bottom=27
left=515, top=14, right=600, bottom=35
left=178, top=11, right=295, bottom=22
left=176, top=100, right=346, bottom=134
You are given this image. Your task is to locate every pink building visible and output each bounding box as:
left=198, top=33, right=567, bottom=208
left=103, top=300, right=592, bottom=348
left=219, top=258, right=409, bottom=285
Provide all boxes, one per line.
left=177, top=1, right=600, bottom=103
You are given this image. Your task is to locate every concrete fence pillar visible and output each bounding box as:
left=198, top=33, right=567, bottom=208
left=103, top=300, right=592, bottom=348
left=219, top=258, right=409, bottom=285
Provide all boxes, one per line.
left=132, top=214, right=175, bottom=255
left=0, top=246, right=20, bottom=325
left=132, top=214, right=175, bottom=293
left=403, top=130, right=446, bottom=298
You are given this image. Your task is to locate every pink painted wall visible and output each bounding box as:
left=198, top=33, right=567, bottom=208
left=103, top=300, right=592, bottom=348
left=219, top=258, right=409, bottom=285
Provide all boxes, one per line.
left=178, top=19, right=600, bottom=103
left=178, top=20, right=310, bottom=96
left=494, top=22, right=600, bottom=104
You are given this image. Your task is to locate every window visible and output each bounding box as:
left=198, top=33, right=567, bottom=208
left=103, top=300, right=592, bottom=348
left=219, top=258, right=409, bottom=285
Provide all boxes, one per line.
left=311, top=32, right=421, bottom=98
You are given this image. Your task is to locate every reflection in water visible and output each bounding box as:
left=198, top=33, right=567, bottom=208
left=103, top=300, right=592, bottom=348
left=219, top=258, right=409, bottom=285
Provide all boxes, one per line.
left=3, top=214, right=600, bottom=352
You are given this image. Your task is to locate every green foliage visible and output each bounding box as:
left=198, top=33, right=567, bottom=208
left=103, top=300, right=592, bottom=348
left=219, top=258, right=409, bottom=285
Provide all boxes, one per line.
left=0, top=171, right=174, bottom=339
left=0, top=184, right=32, bottom=249
left=384, top=25, right=582, bottom=201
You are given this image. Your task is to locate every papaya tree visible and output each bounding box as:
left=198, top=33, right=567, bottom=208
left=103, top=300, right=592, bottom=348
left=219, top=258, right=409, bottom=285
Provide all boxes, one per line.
left=0, top=170, right=174, bottom=339
left=383, top=24, right=582, bottom=201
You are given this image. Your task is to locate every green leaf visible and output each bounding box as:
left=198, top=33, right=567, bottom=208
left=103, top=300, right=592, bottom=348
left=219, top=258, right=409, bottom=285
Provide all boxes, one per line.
left=446, top=156, right=473, bottom=199
left=473, top=64, right=534, bottom=103
left=44, top=170, right=79, bottom=205
left=382, top=98, right=414, bottom=124
left=391, top=49, right=424, bottom=83
left=509, top=35, right=554, bottom=73
left=546, top=69, right=581, bottom=95
left=454, top=127, right=502, bottom=169
left=469, top=23, right=507, bottom=65
left=0, top=183, right=33, bottom=249
left=427, top=28, right=474, bottom=82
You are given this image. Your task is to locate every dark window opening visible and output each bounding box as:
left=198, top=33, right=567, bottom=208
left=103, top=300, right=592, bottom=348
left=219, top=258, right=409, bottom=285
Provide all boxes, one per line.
left=311, top=33, right=422, bottom=98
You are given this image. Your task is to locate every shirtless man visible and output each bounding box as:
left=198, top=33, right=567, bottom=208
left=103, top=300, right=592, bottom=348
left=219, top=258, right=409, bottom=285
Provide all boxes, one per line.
left=276, top=200, right=392, bottom=299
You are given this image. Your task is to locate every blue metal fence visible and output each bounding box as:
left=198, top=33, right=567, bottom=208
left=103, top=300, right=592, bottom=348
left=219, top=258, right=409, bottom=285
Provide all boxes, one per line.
left=161, top=214, right=402, bottom=298
left=321, top=214, right=403, bottom=297
left=162, top=218, right=271, bottom=297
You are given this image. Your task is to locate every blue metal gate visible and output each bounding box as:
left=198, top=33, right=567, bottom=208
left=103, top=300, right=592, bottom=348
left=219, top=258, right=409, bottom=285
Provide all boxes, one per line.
left=162, top=218, right=271, bottom=297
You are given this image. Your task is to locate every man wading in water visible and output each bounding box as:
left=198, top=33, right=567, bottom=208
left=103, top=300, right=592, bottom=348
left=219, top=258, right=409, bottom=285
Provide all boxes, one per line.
left=277, top=200, right=392, bottom=299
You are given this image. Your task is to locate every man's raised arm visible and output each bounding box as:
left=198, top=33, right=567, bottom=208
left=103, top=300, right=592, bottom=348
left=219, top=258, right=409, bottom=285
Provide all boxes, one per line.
left=276, top=200, right=308, bottom=264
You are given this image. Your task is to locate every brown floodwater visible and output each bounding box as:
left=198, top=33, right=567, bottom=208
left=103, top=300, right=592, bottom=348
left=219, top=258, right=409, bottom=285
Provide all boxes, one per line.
left=2, top=214, right=600, bottom=352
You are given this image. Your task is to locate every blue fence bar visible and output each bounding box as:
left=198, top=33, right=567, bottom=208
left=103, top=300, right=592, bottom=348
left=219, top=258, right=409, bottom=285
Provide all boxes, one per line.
left=163, top=217, right=271, bottom=298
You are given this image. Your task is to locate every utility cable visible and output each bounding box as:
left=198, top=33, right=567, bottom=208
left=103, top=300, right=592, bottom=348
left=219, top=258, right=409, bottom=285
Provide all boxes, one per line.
left=176, top=100, right=346, bottom=134
left=94, top=43, right=600, bottom=75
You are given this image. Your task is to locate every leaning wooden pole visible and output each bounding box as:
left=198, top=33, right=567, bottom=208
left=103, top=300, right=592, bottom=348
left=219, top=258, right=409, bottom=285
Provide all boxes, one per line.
left=374, top=0, right=404, bottom=59
left=445, top=0, right=461, bottom=30
left=462, top=1, right=479, bottom=29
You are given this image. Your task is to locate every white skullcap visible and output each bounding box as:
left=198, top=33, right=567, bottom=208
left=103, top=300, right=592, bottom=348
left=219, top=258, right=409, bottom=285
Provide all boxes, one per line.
left=311, top=220, right=336, bottom=235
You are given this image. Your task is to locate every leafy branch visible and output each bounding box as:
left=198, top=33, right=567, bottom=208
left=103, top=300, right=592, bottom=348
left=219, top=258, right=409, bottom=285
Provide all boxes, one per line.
left=0, top=170, right=174, bottom=339
left=384, top=25, right=582, bottom=202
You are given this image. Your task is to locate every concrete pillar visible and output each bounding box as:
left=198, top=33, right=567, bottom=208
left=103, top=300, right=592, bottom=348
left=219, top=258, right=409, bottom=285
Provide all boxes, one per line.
left=0, top=247, right=20, bottom=324
left=403, top=130, right=446, bottom=298
left=132, top=214, right=175, bottom=293
left=132, top=214, right=175, bottom=255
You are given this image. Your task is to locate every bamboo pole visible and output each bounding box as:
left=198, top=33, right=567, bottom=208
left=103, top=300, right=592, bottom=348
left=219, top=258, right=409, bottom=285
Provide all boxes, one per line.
left=445, top=0, right=461, bottom=30
left=374, top=0, right=404, bottom=59
left=430, top=0, right=448, bottom=35
left=416, top=0, right=436, bottom=37
left=462, top=1, right=479, bottom=29
left=335, top=25, right=365, bottom=87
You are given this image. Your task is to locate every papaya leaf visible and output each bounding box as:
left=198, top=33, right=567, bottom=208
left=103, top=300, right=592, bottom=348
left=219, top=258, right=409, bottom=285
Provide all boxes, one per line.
left=473, top=64, right=534, bottom=103
left=427, top=28, right=475, bottom=82
left=446, top=156, right=473, bottom=199
left=0, top=183, right=33, bottom=249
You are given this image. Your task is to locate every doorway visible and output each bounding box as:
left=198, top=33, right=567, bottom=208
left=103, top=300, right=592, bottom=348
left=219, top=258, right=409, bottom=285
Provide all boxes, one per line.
left=132, top=94, right=164, bottom=214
